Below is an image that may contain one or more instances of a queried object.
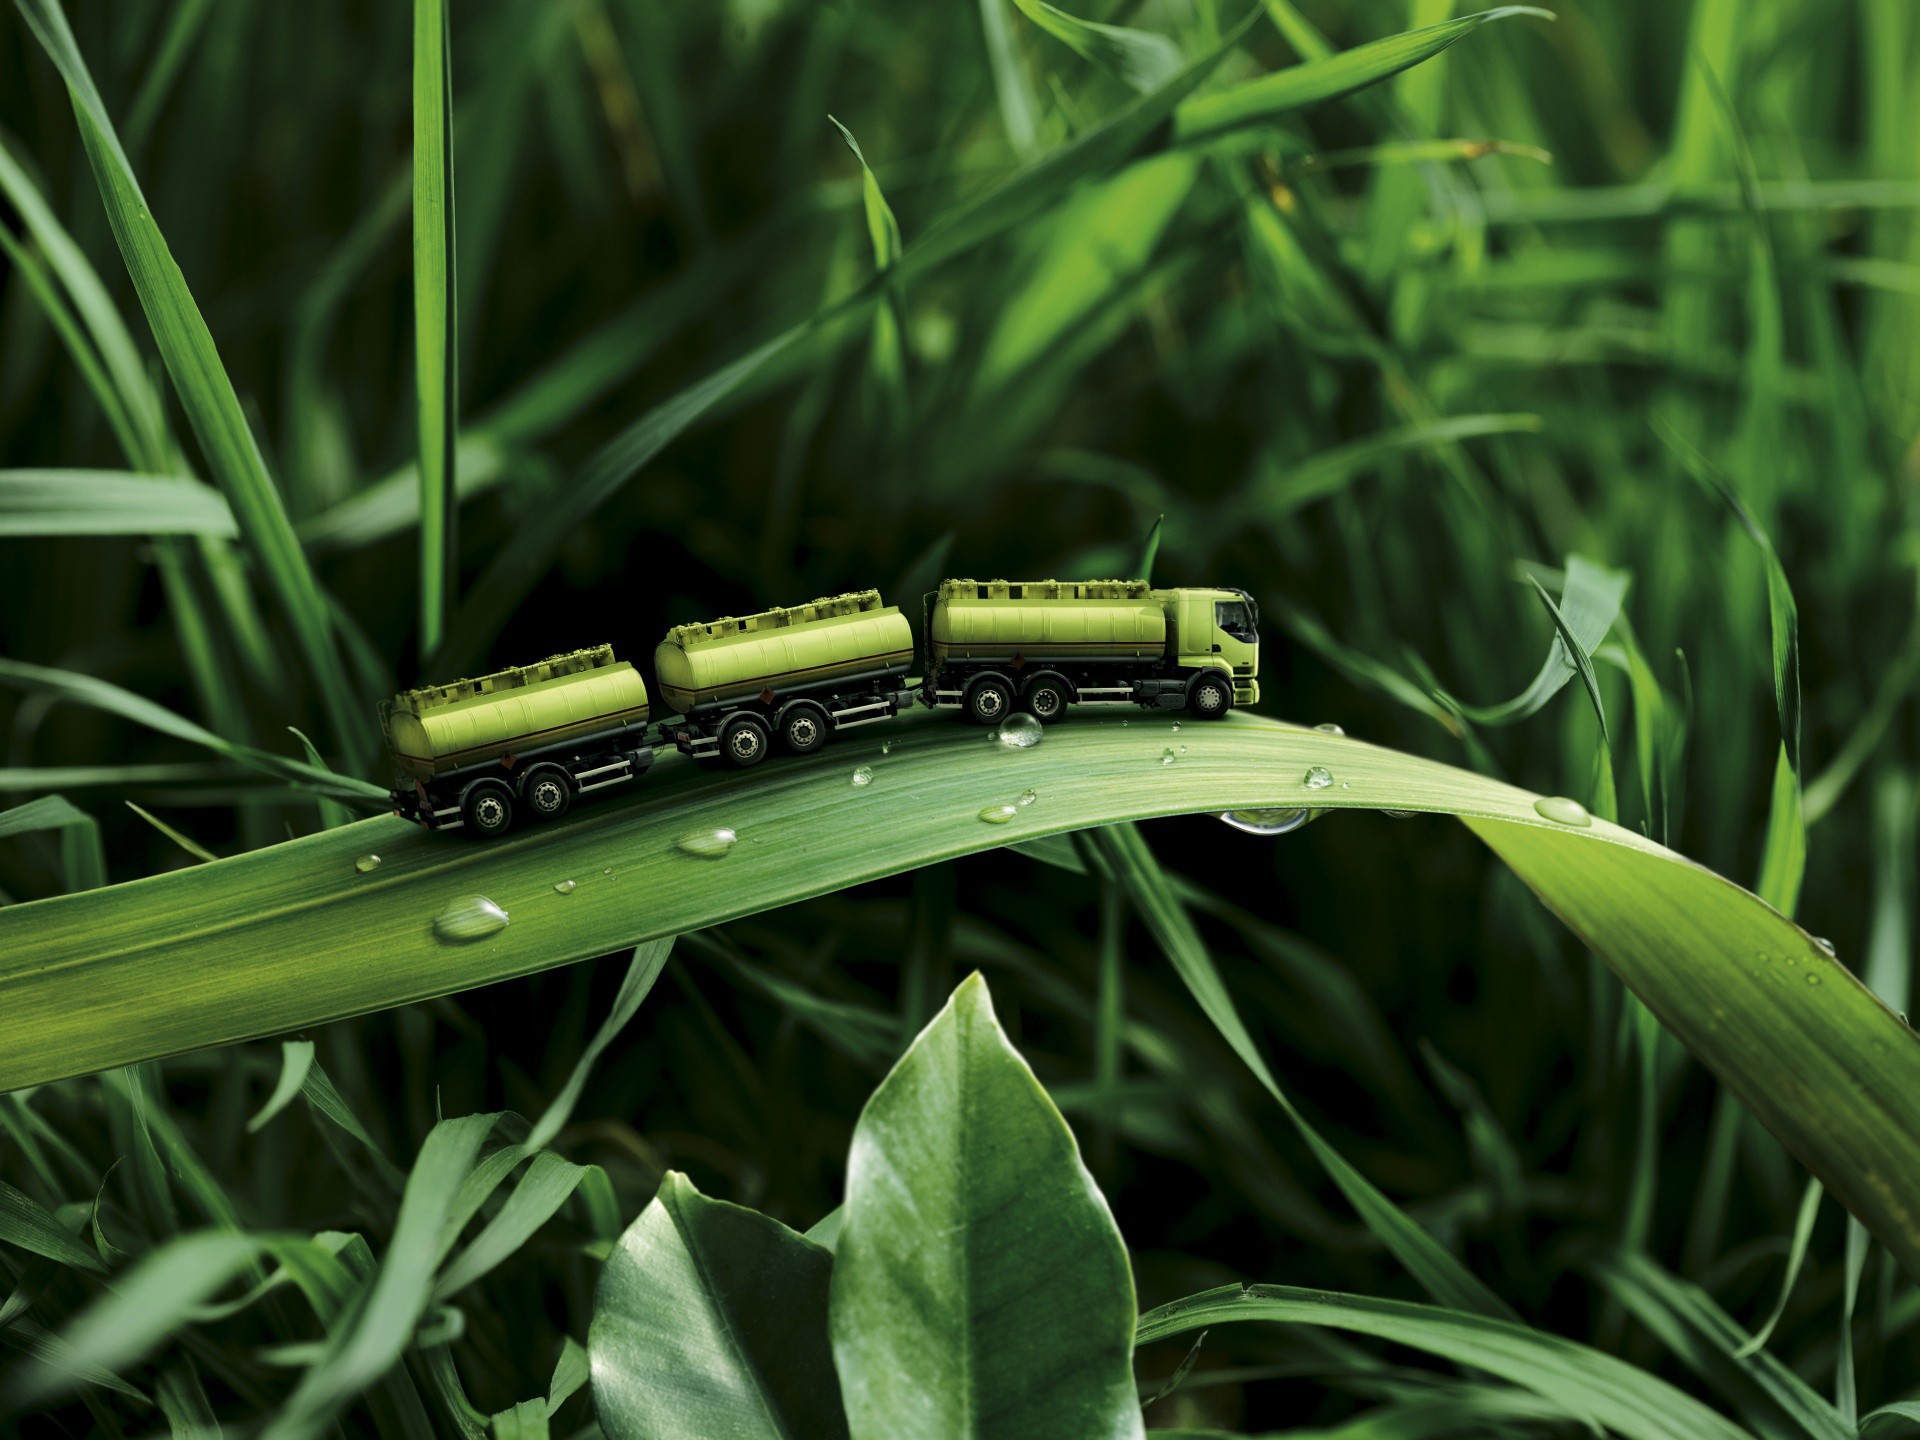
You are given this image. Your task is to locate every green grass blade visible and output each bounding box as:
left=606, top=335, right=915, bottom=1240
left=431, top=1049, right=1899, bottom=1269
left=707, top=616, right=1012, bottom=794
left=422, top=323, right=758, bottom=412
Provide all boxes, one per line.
left=1136, top=1283, right=1750, bottom=1440
left=13, top=0, right=365, bottom=764
left=1089, top=822, right=1515, bottom=1321
left=0, top=715, right=1915, bottom=1285
left=525, top=939, right=673, bottom=1152
left=1447, top=558, right=1629, bottom=728
left=0, top=470, right=236, bottom=538
left=1734, top=1176, right=1823, bottom=1358
left=0, top=1179, right=105, bottom=1272
left=1012, top=0, right=1184, bottom=94
left=1246, top=414, right=1543, bottom=522
left=412, top=0, right=458, bottom=657
left=247, top=1040, right=317, bottom=1135
left=0, top=795, right=105, bottom=893
left=124, top=803, right=218, bottom=864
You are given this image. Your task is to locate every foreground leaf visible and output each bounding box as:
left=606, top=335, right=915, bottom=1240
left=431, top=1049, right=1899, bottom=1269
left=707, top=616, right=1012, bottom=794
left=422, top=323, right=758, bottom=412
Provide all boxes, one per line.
left=589, top=1172, right=846, bottom=1440
left=831, top=973, right=1141, bottom=1440
left=0, top=714, right=1915, bottom=1283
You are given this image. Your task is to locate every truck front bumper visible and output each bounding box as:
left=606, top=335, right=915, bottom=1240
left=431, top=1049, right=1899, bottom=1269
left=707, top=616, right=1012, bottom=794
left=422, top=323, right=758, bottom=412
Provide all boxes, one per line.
left=1234, top=678, right=1260, bottom=707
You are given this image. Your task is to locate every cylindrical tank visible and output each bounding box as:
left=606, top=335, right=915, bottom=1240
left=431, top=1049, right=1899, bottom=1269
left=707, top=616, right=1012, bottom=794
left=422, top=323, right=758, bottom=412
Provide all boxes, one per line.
left=928, top=578, right=1167, bottom=663
left=383, top=645, right=649, bottom=783
left=654, top=590, right=915, bottom=712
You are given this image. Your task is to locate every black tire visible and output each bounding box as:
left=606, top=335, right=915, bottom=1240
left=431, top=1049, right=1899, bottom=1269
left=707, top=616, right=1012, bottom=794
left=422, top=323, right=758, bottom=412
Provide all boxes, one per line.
left=720, top=714, right=771, bottom=768
left=1024, top=676, right=1069, bottom=724
left=1187, top=673, right=1233, bottom=719
left=520, top=764, right=573, bottom=821
left=964, top=675, right=1014, bottom=726
left=461, top=777, right=515, bottom=837
left=779, top=704, right=828, bottom=755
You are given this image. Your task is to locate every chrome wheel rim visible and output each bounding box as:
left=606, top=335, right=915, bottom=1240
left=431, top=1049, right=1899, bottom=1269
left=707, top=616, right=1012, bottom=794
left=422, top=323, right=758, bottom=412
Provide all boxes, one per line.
left=533, top=779, right=564, bottom=812
left=474, top=795, right=507, bottom=828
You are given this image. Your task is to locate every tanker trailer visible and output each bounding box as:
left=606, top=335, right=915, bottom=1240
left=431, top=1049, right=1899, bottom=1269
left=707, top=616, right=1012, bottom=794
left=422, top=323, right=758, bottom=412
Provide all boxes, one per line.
left=384, top=645, right=653, bottom=836
left=656, top=589, right=917, bottom=767
left=922, top=578, right=1260, bottom=725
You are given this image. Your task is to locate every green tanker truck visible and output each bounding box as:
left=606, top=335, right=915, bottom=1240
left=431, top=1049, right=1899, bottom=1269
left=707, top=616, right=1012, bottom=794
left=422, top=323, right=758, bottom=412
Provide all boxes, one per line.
left=655, top=589, right=917, bottom=766
left=921, top=578, right=1259, bottom=725
left=383, top=645, right=654, bottom=835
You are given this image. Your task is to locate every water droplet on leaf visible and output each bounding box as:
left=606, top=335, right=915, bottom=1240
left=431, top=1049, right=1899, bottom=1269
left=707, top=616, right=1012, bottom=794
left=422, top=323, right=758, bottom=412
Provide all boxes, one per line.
left=553, top=880, right=577, bottom=895
left=978, top=803, right=1018, bottom=824
left=1170, top=720, right=1182, bottom=732
left=851, top=765, right=874, bottom=787
left=676, top=827, right=738, bottom=859
left=1303, top=766, right=1333, bottom=790
left=1806, top=973, right=1822, bottom=987
left=1160, top=748, right=1177, bottom=766
left=881, top=740, right=893, bottom=755
left=996, top=714, right=1044, bottom=749
left=1813, top=935, right=1836, bottom=957
left=354, top=853, right=381, bottom=874
left=1533, top=795, right=1592, bottom=827
left=1017, top=788, right=1037, bottom=807
left=1381, top=810, right=1417, bottom=819
left=433, top=896, right=509, bottom=944
left=1313, top=722, right=1344, bottom=736
left=1219, top=809, right=1312, bottom=836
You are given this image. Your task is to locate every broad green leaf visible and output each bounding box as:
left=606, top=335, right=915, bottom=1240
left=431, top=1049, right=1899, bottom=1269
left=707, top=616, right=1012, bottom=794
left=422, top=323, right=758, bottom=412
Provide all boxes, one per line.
left=1171, top=9, right=1551, bottom=144
left=13, top=0, right=365, bottom=763
left=1136, top=1283, right=1749, bottom=1440
left=589, top=1171, right=847, bottom=1440
left=413, top=0, right=459, bottom=655
left=831, top=973, right=1141, bottom=1440
left=1011, top=0, right=1184, bottom=93
left=1089, top=822, right=1513, bottom=1321
left=0, top=470, right=235, bottom=538
left=0, top=716, right=1915, bottom=1283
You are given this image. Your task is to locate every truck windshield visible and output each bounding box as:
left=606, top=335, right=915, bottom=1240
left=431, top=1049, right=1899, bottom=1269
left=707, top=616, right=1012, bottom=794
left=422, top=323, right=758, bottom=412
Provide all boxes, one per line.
left=1216, top=601, right=1257, bottom=642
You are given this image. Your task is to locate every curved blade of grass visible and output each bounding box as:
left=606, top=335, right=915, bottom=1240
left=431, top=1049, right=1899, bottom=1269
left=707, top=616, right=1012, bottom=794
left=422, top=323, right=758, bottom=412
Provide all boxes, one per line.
left=0, top=795, right=104, bottom=893
left=1445, top=557, right=1629, bottom=728
left=0, top=715, right=1915, bottom=1281
left=1135, top=1283, right=1748, bottom=1440
left=1171, top=8, right=1551, bottom=145
left=1246, top=414, right=1543, bottom=521
left=14, top=0, right=364, bottom=763
left=247, top=1040, right=317, bottom=1135
left=0, top=470, right=237, bottom=538
left=1011, top=0, right=1184, bottom=94
left=413, top=0, right=459, bottom=656
left=0, top=1180, right=105, bottom=1272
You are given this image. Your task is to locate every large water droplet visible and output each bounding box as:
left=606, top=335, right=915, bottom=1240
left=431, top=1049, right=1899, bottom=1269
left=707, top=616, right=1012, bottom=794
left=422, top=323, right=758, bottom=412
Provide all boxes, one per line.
left=676, top=827, right=738, bottom=859
left=995, top=714, right=1044, bottom=749
left=433, top=896, right=509, bottom=944
left=1160, top=748, right=1177, bottom=767
left=1303, top=766, right=1334, bottom=790
left=1313, top=722, right=1344, bottom=736
left=978, top=803, right=1018, bottom=824
left=1533, top=795, right=1592, bottom=827
left=1017, top=788, right=1038, bottom=807
left=851, top=765, right=874, bottom=787
left=1220, top=808, right=1312, bottom=836
left=553, top=879, right=577, bottom=895
left=354, top=853, right=381, bottom=874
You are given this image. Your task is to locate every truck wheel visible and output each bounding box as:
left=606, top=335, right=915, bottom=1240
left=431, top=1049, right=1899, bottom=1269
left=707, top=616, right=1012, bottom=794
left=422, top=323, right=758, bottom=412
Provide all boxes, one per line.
left=1024, top=677, right=1068, bottom=724
left=1187, top=673, right=1233, bottom=719
left=779, top=705, right=828, bottom=755
left=461, top=778, right=516, bottom=837
left=521, top=765, right=573, bottom=821
left=721, top=714, right=770, bottom=768
left=964, top=675, right=1014, bottom=726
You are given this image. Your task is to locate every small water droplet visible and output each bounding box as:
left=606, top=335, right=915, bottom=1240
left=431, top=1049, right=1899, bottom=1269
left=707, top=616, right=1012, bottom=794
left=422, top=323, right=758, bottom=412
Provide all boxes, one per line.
left=996, top=714, right=1044, bottom=749
left=1533, top=796, right=1592, bottom=827
left=1313, top=722, right=1344, bottom=736
left=1177, top=745, right=1188, bottom=755
left=553, top=879, right=577, bottom=895
left=1170, top=720, right=1182, bottom=732
left=851, top=765, right=874, bottom=787
left=603, top=868, right=614, bottom=877
left=881, top=741, right=893, bottom=755
left=1339, top=782, right=1349, bottom=789
left=1785, top=955, right=1797, bottom=966
left=1806, top=973, right=1822, bottom=987
left=676, top=827, right=738, bottom=859
left=1381, top=810, right=1417, bottom=819
left=1219, top=809, right=1312, bottom=836
left=1017, top=788, right=1038, bottom=807
left=433, top=896, right=509, bottom=944
left=1303, top=766, right=1333, bottom=790
left=354, top=853, right=381, bottom=874
left=1900, top=1012, right=1911, bottom=1028
left=978, top=803, right=1018, bottom=824
left=1160, top=748, right=1177, bottom=766
left=1813, top=935, right=1836, bottom=957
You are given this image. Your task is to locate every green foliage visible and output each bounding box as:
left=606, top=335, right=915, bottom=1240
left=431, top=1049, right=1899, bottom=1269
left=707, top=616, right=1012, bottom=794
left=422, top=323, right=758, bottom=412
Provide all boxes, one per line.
left=4, top=0, right=1919, bottom=1433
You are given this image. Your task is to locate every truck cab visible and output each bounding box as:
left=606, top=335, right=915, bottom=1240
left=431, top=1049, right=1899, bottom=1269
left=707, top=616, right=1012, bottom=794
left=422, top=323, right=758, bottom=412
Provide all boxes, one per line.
left=1161, top=587, right=1260, bottom=708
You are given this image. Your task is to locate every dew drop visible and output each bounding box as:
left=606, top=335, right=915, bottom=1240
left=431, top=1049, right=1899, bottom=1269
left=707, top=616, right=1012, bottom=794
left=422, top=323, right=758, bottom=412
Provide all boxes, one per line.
left=1219, top=808, right=1312, bottom=836
left=553, top=879, right=577, bottom=895
left=1381, top=809, right=1418, bottom=819
left=354, top=853, right=381, bottom=874
left=1160, top=748, right=1177, bottom=766
left=1813, top=935, right=1837, bottom=957
left=1806, top=973, right=1822, bottom=987
left=676, top=827, right=738, bottom=859
left=1017, top=788, right=1038, bottom=807
left=1178, top=745, right=1188, bottom=755
left=978, top=803, right=1018, bottom=824
left=1303, top=766, right=1334, bottom=790
left=433, top=896, right=509, bottom=944
left=851, top=765, right=874, bottom=787
left=1170, top=720, right=1182, bottom=733
left=881, top=740, right=893, bottom=755
left=603, top=868, right=614, bottom=877
left=1313, top=722, right=1345, bottom=736
left=996, top=714, right=1045, bottom=749
left=1533, top=795, right=1592, bottom=827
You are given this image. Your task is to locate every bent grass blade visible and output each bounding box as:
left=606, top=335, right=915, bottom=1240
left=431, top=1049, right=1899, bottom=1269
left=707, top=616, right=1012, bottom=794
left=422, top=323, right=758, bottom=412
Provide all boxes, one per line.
left=0, top=714, right=1915, bottom=1283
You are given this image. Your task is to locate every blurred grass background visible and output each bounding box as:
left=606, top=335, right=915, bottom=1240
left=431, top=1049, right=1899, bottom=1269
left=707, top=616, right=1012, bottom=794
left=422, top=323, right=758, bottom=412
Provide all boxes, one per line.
left=3, top=0, right=1918, bottom=1431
